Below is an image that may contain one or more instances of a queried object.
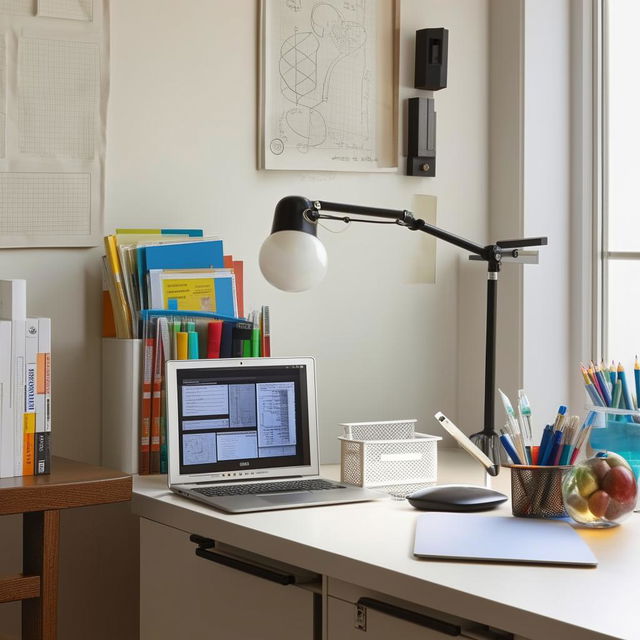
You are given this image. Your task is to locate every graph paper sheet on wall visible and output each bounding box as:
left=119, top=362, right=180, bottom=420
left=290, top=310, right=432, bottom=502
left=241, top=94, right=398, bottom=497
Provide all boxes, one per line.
left=37, top=0, right=92, bottom=21
left=0, top=0, right=107, bottom=247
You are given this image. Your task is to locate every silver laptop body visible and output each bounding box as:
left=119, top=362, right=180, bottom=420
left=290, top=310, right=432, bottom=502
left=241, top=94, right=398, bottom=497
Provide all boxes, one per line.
left=166, top=357, right=381, bottom=513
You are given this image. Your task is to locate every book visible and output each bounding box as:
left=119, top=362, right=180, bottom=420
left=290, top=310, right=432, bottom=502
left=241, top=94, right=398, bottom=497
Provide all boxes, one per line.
left=36, top=317, right=51, bottom=436
left=35, top=432, right=51, bottom=475
left=23, top=318, right=38, bottom=476
left=0, top=321, right=12, bottom=478
left=0, top=279, right=26, bottom=476
left=144, top=239, right=225, bottom=274
left=116, top=228, right=203, bottom=236
left=104, top=236, right=133, bottom=339
left=148, top=269, right=237, bottom=317
left=149, top=269, right=237, bottom=316
left=101, top=257, right=116, bottom=338
left=224, top=255, right=245, bottom=318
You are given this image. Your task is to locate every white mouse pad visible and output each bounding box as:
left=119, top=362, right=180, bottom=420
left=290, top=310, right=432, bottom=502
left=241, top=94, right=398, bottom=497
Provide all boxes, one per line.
left=413, top=513, right=597, bottom=566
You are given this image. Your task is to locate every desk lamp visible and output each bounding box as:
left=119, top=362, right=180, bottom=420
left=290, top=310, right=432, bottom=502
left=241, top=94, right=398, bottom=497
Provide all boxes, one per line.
left=259, top=196, right=547, bottom=470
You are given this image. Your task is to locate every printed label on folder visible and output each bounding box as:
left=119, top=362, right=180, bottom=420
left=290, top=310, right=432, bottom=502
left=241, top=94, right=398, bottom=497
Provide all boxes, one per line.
left=162, top=277, right=216, bottom=312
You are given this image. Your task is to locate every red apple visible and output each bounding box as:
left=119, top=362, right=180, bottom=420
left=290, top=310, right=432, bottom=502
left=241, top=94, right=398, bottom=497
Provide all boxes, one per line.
left=601, top=465, right=637, bottom=504
left=588, top=490, right=611, bottom=518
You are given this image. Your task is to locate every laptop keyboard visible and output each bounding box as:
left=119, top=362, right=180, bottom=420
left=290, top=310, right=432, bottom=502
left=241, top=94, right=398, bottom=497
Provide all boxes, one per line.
left=193, top=479, right=346, bottom=497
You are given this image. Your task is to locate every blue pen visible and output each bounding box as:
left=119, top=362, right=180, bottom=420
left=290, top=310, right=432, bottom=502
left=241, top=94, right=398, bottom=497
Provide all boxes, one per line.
left=544, top=429, right=564, bottom=466
left=537, top=424, right=554, bottom=465
left=499, top=431, right=522, bottom=465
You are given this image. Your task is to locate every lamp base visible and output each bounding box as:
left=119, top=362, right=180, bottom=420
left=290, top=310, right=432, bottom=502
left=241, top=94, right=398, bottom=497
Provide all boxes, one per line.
left=469, top=431, right=502, bottom=474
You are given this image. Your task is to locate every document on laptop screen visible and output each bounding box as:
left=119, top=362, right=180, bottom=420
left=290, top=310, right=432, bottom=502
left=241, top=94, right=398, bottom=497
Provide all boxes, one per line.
left=176, top=364, right=312, bottom=475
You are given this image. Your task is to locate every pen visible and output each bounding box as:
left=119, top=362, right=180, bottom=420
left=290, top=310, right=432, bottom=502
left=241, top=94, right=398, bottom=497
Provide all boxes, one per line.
left=517, top=389, right=533, bottom=463
left=499, top=389, right=527, bottom=463
left=537, top=424, right=553, bottom=465
left=434, top=412, right=499, bottom=476
left=548, top=429, right=564, bottom=466
left=499, top=430, right=522, bottom=465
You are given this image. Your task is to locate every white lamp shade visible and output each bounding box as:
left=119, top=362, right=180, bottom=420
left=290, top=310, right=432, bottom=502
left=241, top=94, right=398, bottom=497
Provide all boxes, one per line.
left=259, top=230, right=328, bottom=292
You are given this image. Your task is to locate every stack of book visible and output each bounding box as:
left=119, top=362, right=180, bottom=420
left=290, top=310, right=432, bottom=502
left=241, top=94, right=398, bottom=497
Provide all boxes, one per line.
left=101, top=229, right=272, bottom=475
left=0, top=279, right=51, bottom=477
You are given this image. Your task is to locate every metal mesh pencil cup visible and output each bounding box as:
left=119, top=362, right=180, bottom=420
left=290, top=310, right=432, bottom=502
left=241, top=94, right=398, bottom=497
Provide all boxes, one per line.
left=338, top=420, right=441, bottom=497
left=509, top=464, right=571, bottom=518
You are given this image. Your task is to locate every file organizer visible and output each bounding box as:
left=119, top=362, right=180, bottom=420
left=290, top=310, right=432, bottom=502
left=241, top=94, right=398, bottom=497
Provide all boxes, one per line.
left=339, top=419, right=441, bottom=497
left=102, top=338, right=141, bottom=474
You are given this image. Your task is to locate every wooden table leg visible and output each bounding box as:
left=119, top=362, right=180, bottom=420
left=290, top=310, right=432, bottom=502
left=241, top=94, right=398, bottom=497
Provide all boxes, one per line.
left=22, top=510, right=60, bottom=640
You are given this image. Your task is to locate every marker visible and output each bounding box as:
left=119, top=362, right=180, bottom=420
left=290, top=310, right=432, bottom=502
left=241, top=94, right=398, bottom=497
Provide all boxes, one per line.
left=434, top=412, right=499, bottom=476
left=188, top=331, right=199, bottom=359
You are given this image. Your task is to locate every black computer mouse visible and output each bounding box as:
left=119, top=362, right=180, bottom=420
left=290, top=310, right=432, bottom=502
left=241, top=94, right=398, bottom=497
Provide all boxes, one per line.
left=407, top=484, right=508, bottom=512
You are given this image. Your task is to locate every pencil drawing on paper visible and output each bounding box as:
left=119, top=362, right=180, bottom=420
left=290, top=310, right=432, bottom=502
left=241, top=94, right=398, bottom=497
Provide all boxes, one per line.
left=264, top=0, right=389, bottom=171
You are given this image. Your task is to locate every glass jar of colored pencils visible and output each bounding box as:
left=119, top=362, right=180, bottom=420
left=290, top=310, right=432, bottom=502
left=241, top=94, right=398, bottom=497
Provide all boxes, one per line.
left=562, top=451, right=637, bottom=528
left=508, top=464, right=571, bottom=518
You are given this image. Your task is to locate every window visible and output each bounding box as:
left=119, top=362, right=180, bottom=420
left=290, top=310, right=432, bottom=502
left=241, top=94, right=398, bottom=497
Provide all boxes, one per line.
left=601, top=0, right=640, bottom=360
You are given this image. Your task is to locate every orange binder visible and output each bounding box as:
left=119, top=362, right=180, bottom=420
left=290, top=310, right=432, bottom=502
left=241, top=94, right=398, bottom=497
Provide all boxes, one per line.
left=139, top=336, right=154, bottom=474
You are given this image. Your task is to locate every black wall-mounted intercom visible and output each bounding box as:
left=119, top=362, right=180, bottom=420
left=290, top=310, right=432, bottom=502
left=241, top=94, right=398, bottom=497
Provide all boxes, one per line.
left=414, top=28, right=449, bottom=91
left=407, top=97, right=436, bottom=177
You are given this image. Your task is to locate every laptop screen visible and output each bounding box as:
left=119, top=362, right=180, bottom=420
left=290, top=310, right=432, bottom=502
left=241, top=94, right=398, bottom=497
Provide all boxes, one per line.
left=174, top=361, right=313, bottom=476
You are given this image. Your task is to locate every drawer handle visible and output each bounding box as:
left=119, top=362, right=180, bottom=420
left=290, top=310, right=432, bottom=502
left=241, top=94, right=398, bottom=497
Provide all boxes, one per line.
left=357, top=597, right=461, bottom=636
left=190, top=534, right=295, bottom=586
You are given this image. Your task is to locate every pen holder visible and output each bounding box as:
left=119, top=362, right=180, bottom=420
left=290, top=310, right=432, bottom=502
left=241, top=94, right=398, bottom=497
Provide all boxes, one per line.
left=508, top=464, right=571, bottom=518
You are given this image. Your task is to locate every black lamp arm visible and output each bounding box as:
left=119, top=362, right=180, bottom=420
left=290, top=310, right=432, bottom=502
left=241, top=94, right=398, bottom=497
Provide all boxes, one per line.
left=314, top=200, right=486, bottom=257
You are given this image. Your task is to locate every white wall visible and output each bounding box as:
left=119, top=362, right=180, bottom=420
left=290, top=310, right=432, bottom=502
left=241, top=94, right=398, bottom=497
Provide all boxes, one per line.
left=108, top=0, right=490, bottom=459
left=0, top=2, right=490, bottom=639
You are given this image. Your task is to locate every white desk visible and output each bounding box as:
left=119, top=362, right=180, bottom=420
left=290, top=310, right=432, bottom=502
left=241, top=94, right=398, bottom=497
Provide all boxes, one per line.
left=132, top=450, right=637, bottom=640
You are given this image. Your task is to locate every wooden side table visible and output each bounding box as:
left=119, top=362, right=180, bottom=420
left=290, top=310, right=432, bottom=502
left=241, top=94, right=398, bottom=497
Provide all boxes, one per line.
left=0, top=457, right=132, bottom=640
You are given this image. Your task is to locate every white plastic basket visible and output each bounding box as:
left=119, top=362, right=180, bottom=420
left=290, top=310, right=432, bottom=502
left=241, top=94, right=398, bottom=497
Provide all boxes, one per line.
left=338, top=419, right=441, bottom=496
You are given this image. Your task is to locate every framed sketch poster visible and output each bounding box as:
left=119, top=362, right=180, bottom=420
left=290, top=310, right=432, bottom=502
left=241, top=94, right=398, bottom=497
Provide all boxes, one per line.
left=259, top=0, right=398, bottom=172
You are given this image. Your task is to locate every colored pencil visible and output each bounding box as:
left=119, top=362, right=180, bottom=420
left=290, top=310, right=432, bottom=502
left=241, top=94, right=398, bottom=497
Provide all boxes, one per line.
left=618, top=362, right=634, bottom=411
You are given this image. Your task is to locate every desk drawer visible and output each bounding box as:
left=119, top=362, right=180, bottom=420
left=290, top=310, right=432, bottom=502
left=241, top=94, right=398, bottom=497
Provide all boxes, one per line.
left=326, top=579, right=531, bottom=640
left=140, top=517, right=316, bottom=640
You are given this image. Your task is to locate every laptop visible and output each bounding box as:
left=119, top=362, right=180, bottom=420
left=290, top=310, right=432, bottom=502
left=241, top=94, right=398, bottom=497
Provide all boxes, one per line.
left=166, top=356, right=382, bottom=513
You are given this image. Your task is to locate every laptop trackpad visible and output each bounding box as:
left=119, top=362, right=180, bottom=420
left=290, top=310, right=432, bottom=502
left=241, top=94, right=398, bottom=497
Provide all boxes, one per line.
left=259, top=492, right=314, bottom=504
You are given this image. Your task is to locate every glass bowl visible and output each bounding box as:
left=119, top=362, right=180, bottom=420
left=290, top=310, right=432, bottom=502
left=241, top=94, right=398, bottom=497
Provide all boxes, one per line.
left=562, top=451, right=637, bottom=528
